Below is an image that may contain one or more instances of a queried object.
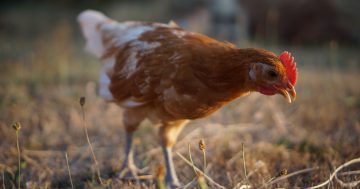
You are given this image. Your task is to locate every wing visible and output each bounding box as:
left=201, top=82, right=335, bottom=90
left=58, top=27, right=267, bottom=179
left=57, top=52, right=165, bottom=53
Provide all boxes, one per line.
left=78, top=10, right=182, bottom=106
left=92, top=18, right=177, bottom=105
left=106, top=25, right=193, bottom=107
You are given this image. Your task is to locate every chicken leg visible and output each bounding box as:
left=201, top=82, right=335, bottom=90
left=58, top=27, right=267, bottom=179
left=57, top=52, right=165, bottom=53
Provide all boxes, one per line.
left=118, top=132, right=142, bottom=178
left=118, top=109, right=145, bottom=178
left=159, top=120, right=189, bottom=188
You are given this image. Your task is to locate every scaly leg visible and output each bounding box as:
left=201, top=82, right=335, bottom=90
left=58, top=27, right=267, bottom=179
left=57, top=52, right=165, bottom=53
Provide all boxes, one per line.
left=159, top=120, right=189, bottom=188
left=118, top=131, right=141, bottom=178
left=162, top=145, right=179, bottom=187
left=118, top=108, right=146, bottom=178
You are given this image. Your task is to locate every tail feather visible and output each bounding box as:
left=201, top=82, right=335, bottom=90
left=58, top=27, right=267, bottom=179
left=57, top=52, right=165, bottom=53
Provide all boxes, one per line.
left=77, top=10, right=109, bottom=58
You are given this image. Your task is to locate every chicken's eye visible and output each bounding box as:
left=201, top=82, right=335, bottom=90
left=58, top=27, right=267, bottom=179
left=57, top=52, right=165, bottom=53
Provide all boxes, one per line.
left=267, top=70, right=278, bottom=78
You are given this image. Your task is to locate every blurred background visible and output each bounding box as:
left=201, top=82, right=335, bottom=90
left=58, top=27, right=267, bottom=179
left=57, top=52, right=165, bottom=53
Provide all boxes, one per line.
left=2, top=0, right=360, bottom=46
left=0, top=0, right=359, bottom=188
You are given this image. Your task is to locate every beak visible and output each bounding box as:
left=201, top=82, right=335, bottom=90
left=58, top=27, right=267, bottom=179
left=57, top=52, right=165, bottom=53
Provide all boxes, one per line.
left=275, top=82, right=296, bottom=103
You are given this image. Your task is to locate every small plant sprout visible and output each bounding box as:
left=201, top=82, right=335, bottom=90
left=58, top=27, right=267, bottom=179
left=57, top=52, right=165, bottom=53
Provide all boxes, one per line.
left=188, top=143, right=209, bottom=189
left=12, top=122, right=21, bottom=131
left=79, top=97, right=103, bottom=185
left=199, top=139, right=207, bottom=173
left=277, top=169, right=288, bottom=177
left=12, top=122, right=21, bottom=189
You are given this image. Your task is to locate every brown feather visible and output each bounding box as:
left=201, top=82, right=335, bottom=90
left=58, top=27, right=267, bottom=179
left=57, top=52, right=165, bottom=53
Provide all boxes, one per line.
left=98, top=24, right=280, bottom=121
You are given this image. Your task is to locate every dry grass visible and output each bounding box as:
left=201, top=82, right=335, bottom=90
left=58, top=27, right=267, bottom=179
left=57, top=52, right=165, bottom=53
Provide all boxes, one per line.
left=64, top=152, right=74, bottom=189
left=0, top=10, right=360, bottom=189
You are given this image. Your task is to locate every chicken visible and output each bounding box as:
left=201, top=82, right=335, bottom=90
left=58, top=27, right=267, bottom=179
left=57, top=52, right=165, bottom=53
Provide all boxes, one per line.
left=77, top=10, right=297, bottom=187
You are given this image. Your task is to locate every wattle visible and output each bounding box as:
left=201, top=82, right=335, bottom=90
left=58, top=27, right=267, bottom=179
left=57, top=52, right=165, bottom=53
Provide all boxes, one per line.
left=258, top=86, right=276, bottom=95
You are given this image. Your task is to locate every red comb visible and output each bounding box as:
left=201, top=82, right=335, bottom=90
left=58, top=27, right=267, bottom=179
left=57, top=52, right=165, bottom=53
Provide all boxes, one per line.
left=279, top=51, right=297, bottom=85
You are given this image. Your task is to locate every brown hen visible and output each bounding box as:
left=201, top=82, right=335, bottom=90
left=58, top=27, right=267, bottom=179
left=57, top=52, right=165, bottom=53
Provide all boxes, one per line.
left=78, top=10, right=297, bottom=188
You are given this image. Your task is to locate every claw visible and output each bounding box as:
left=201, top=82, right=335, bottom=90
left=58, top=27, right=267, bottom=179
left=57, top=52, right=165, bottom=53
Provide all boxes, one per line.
left=118, top=166, right=138, bottom=179
left=117, top=164, right=149, bottom=179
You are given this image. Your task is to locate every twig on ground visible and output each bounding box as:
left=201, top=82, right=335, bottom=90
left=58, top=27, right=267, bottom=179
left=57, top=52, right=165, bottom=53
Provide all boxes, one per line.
left=335, top=173, right=360, bottom=188
left=242, top=143, right=248, bottom=184
left=176, top=152, right=226, bottom=189
left=79, top=97, right=103, bottom=185
left=328, top=173, right=332, bottom=189
left=259, top=167, right=319, bottom=189
left=188, top=144, right=198, bottom=176
left=181, top=178, right=197, bottom=189
left=339, top=170, right=360, bottom=176
left=65, top=152, right=74, bottom=189
left=306, top=158, right=360, bottom=189
left=233, top=143, right=251, bottom=189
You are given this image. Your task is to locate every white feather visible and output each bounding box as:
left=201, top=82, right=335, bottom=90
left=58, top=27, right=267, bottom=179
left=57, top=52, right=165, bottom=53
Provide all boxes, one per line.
left=99, top=58, right=115, bottom=101
left=77, top=10, right=108, bottom=58
left=119, top=98, right=146, bottom=108
left=122, top=41, right=161, bottom=78
left=172, top=30, right=187, bottom=38
left=114, top=25, right=154, bottom=47
left=249, top=68, right=256, bottom=81
left=78, top=10, right=164, bottom=102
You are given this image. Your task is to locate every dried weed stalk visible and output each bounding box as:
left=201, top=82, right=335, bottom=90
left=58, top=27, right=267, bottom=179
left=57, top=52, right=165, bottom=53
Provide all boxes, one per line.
left=307, top=157, right=360, bottom=189
left=188, top=142, right=209, bottom=188
left=199, top=139, right=207, bottom=173
left=65, top=152, right=74, bottom=189
left=232, top=143, right=251, bottom=189
left=242, top=143, right=248, bottom=184
left=12, top=122, right=21, bottom=189
left=259, top=167, right=318, bottom=188
left=177, top=152, right=225, bottom=189
left=79, top=97, right=103, bottom=184
left=188, top=144, right=198, bottom=176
